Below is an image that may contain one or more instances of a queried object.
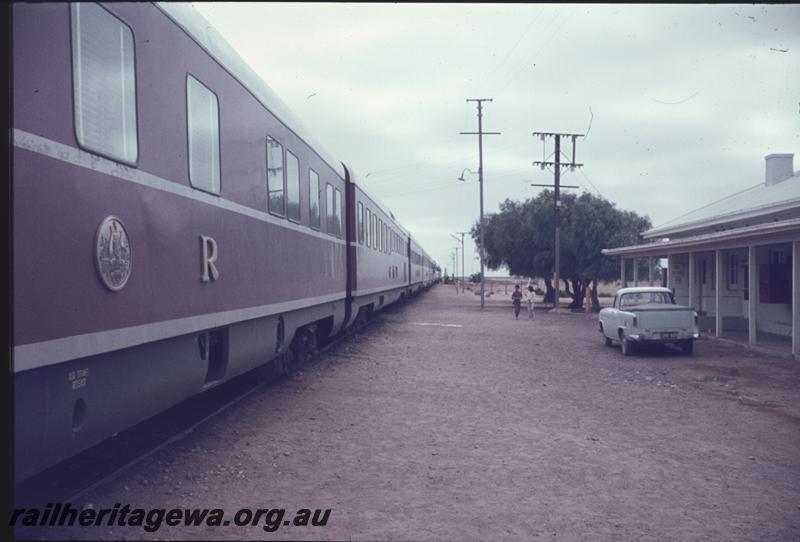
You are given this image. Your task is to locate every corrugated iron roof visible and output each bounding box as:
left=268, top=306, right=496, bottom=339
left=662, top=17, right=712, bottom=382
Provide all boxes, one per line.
left=603, top=217, right=800, bottom=256
left=644, top=173, right=800, bottom=239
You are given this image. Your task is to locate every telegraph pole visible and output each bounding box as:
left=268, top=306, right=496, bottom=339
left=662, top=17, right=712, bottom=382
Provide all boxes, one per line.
left=461, top=99, right=500, bottom=310
left=453, top=246, right=460, bottom=293
left=451, top=251, right=458, bottom=290
left=531, top=131, right=584, bottom=311
left=453, top=232, right=468, bottom=292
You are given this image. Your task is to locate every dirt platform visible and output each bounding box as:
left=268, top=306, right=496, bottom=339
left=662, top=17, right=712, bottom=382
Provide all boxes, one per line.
left=26, top=284, right=800, bottom=541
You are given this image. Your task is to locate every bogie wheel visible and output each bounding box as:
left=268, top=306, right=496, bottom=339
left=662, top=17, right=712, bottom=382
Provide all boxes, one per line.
left=680, top=339, right=694, bottom=356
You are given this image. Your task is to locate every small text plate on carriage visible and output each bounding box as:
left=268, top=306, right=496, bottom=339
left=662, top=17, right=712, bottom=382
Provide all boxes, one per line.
left=95, top=216, right=132, bottom=291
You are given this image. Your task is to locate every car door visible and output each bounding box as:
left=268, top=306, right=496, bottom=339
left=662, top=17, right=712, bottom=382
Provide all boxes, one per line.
left=600, top=295, right=619, bottom=338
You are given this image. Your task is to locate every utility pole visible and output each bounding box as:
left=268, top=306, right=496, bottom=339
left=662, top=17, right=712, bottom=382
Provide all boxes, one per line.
left=531, top=131, right=584, bottom=311
left=451, top=251, right=457, bottom=289
left=451, top=232, right=467, bottom=292
left=453, top=246, right=460, bottom=293
left=461, top=98, right=500, bottom=310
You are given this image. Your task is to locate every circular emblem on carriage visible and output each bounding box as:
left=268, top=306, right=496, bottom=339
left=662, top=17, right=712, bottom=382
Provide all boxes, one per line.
left=95, top=216, right=132, bottom=291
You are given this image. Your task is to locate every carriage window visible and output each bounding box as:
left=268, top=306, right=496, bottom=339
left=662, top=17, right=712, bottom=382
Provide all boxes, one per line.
left=309, top=169, right=320, bottom=230
left=325, top=184, right=334, bottom=235
left=286, top=151, right=300, bottom=222
left=372, top=214, right=378, bottom=251
left=186, top=75, right=221, bottom=194
left=71, top=2, right=138, bottom=165
left=358, top=202, right=364, bottom=245
left=334, top=188, right=343, bottom=238
left=266, top=136, right=285, bottom=215
left=365, top=208, right=372, bottom=247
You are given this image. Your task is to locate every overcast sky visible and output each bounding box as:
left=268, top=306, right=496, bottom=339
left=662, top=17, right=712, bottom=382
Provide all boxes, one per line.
left=192, top=2, right=799, bottom=277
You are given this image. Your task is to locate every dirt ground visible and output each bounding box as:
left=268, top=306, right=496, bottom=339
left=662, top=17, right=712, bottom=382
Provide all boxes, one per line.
left=27, top=284, right=800, bottom=541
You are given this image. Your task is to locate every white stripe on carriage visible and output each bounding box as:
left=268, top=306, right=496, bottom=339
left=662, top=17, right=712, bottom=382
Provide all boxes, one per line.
left=12, top=129, right=347, bottom=246
left=408, top=322, right=463, bottom=328
left=352, top=285, right=409, bottom=297
left=13, top=291, right=347, bottom=373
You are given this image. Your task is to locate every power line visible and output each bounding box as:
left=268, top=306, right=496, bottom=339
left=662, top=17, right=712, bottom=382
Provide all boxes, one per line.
left=380, top=181, right=468, bottom=199
left=494, top=10, right=574, bottom=98
left=578, top=169, right=605, bottom=199
left=490, top=9, right=562, bottom=95
left=476, top=8, right=546, bottom=93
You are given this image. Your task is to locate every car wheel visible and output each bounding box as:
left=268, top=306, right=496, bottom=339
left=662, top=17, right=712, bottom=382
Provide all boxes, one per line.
left=621, top=335, right=635, bottom=356
left=680, top=339, right=694, bottom=356
left=599, top=323, right=612, bottom=346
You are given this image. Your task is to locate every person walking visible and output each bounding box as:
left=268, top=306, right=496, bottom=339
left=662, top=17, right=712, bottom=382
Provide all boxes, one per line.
left=511, top=284, right=522, bottom=320
left=526, top=285, right=535, bottom=319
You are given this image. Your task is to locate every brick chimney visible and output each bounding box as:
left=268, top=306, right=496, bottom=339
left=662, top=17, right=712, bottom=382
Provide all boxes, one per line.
left=765, top=153, right=794, bottom=186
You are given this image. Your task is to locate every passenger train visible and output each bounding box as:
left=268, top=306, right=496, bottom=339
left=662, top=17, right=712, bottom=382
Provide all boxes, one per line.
left=12, top=2, right=440, bottom=482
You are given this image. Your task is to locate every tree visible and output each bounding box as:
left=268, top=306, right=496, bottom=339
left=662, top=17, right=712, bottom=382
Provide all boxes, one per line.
left=472, top=191, right=651, bottom=310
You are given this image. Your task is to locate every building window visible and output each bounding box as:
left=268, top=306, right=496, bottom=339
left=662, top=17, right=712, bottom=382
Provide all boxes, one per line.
left=309, top=169, right=320, bottom=230
left=760, top=248, right=792, bottom=303
left=727, top=254, right=737, bottom=288
left=334, top=188, right=342, bottom=238
left=711, top=258, right=716, bottom=290
left=286, top=151, right=300, bottom=222
left=187, top=75, right=221, bottom=194
left=357, top=202, right=364, bottom=245
left=266, top=136, right=285, bottom=216
left=743, top=263, right=749, bottom=301
left=71, top=2, right=138, bottom=165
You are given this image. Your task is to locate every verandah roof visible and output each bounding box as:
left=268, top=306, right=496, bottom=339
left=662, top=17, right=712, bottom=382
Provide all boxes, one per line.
left=602, top=218, right=800, bottom=258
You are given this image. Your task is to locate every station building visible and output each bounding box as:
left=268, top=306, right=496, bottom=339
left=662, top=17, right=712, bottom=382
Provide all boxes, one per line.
left=602, top=153, right=800, bottom=356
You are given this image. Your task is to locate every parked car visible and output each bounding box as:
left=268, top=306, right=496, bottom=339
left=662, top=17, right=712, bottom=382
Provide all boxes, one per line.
left=598, top=287, right=699, bottom=356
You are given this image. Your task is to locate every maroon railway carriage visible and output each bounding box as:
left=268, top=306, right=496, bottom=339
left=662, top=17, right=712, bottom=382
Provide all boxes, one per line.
left=346, top=169, right=414, bottom=322
left=12, top=2, right=436, bottom=482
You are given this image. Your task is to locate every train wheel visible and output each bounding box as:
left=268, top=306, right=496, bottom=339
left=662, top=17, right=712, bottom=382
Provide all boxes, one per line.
left=291, top=325, right=318, bottom=366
